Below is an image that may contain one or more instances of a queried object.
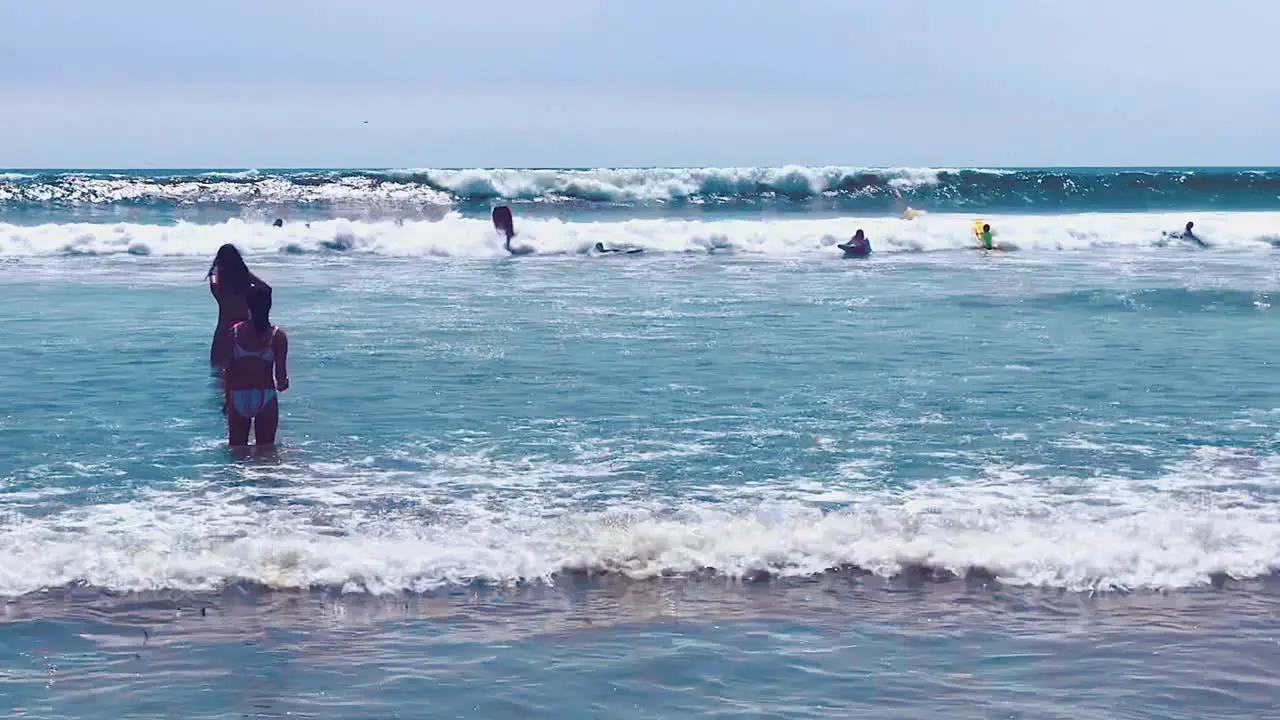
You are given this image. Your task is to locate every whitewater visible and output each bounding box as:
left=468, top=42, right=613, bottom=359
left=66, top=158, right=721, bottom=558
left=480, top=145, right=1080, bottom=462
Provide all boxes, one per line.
left=6, top=166, right=1280, bottom=209
left=7, top=210, right=1280, bottom=258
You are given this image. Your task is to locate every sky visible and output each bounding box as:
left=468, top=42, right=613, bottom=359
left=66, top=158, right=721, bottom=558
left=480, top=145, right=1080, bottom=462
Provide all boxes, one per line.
left=3, top=0, right=1279, bottom=168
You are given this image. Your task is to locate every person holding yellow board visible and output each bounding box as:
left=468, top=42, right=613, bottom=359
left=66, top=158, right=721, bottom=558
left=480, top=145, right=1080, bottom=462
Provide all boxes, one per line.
left=971, top=220, right=995, bottom=250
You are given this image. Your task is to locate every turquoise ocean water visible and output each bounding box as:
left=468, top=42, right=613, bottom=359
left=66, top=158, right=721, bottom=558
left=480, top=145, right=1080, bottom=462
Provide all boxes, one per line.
left=1, top=167, right=1278, bottom=718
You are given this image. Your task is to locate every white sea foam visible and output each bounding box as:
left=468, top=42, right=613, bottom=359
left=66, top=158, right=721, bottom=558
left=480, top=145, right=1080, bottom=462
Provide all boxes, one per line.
left=418, top=165, right=961, bottom=201
left=1, top=444, right=1276, bottom=597
left=2, top=211, right=1279, bottom=259
left=0, top=173, right=456, bottom=206
left=0, top=166, right=970, bottom=205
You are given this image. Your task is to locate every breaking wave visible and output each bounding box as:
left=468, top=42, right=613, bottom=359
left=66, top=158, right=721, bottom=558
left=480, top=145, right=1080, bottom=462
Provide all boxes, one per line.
left=2, top=446, right=1276, bottom=597
left=3, top=211, right=1279, bottom=258
left=4, top=166, right=1280, bottom=213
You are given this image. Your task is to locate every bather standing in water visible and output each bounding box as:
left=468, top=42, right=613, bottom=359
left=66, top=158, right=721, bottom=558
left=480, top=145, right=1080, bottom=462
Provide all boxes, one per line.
left=207, top=243, right=271, bottom=371
left=218, top=286, right=289, bottom=448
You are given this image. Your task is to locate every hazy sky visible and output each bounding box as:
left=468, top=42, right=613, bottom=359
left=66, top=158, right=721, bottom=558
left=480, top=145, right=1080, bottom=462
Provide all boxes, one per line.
left=4, top=0, right=1279, bottom=168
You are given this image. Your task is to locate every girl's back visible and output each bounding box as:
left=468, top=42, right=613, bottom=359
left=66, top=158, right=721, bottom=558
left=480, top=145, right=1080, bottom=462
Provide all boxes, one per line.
left=222, top=285, right=289, bottom=448
left=226, top=322, right=282, bottom=391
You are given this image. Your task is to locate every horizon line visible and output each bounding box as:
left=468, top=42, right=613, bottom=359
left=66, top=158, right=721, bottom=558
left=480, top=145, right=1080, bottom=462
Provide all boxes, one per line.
left=4, top=165, right=1280, bottom=172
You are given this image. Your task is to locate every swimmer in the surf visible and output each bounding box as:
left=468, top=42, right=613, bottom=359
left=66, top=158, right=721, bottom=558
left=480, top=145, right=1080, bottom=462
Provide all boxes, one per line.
left=593, top=242, right=643, bottom=255
left=1165, top=221, right=1207, bottom=247
left=492, top=206, right=534, bottom=256
left=272, top=218, right=283, bottom=228
left=979, top=224, right=994, bottom=250
left=218, top=285, right=289, bottom=449
left=837, top=229, right=871, bottom=258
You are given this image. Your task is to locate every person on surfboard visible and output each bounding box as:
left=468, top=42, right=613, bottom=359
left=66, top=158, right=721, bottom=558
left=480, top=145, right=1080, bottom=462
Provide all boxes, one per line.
left=979, top=224, right=995, bottom=251
left=837, top=229, right=871, bottom=258
left=593, top=242, right=642, bottom=255
left=492, top=206, right=534, bottom=255
left=1164, top=221, right=1207, bottom=247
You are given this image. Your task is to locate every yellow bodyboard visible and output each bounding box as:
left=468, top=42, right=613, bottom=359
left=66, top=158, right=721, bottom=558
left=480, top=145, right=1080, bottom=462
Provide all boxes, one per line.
left=972, top=220, right=997, bottom=249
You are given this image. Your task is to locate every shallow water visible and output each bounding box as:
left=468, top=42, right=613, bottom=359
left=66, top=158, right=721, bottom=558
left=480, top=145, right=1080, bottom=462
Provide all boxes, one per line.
left=2, top=243, right=1279, bottom=716
left=4, top=581, right=1278, bottom=720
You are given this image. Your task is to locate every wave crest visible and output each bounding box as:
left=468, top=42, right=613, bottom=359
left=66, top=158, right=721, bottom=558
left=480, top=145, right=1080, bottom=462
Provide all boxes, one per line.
left=4, top=167, right=1280, bottom=211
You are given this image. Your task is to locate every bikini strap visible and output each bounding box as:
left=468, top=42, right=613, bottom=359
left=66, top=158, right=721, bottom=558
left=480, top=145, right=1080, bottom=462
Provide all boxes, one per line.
left=232, top=322, right=255, bottom=353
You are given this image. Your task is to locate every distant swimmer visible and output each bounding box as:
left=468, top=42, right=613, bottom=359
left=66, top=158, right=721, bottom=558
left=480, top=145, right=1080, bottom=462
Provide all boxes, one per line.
left=1164, top=221, right=1207, bottom=247
left=491, top=206, right=514, bottom=240
left=492, top=205, right=534, bottom=256
left=593, top=242, right=643, bottom=255
left=979, top=223, right=994, bottom=250
left=837, top=229, right=872, bottom=258
left=902, top=207, right=920, bottom=221
left=272, top=218, right=283, bottom=228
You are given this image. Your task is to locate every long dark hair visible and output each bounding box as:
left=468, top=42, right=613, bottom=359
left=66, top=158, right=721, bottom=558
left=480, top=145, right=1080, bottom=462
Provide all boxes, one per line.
left=246, top=285, right=273, bottom=334
left=492, top=206, right=514, bottom=238
left=208, top=243, right=251, bottom=292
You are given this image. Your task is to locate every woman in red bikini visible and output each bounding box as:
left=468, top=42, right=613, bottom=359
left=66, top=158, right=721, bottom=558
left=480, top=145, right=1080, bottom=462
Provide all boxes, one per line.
left=219, top=286, right=290, bottom=447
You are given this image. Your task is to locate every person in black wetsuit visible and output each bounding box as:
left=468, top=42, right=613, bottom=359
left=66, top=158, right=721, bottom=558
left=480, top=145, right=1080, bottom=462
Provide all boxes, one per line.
left=1165, top=221, right=1207, bottom=247
left=593, top=242, right=642, bottom=255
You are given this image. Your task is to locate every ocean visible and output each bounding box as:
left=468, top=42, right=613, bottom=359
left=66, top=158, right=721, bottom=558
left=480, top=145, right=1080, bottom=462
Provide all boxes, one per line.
left=1, top=166, right=1277, bottom=718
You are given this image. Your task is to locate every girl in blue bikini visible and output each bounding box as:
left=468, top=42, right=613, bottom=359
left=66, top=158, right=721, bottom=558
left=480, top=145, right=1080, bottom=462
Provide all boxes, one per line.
left=220, top=286, right=289, bottom=447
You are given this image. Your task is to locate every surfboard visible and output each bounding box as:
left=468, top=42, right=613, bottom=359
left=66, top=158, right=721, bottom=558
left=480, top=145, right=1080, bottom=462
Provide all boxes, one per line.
left=838, top=240, right=870, bottom=258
